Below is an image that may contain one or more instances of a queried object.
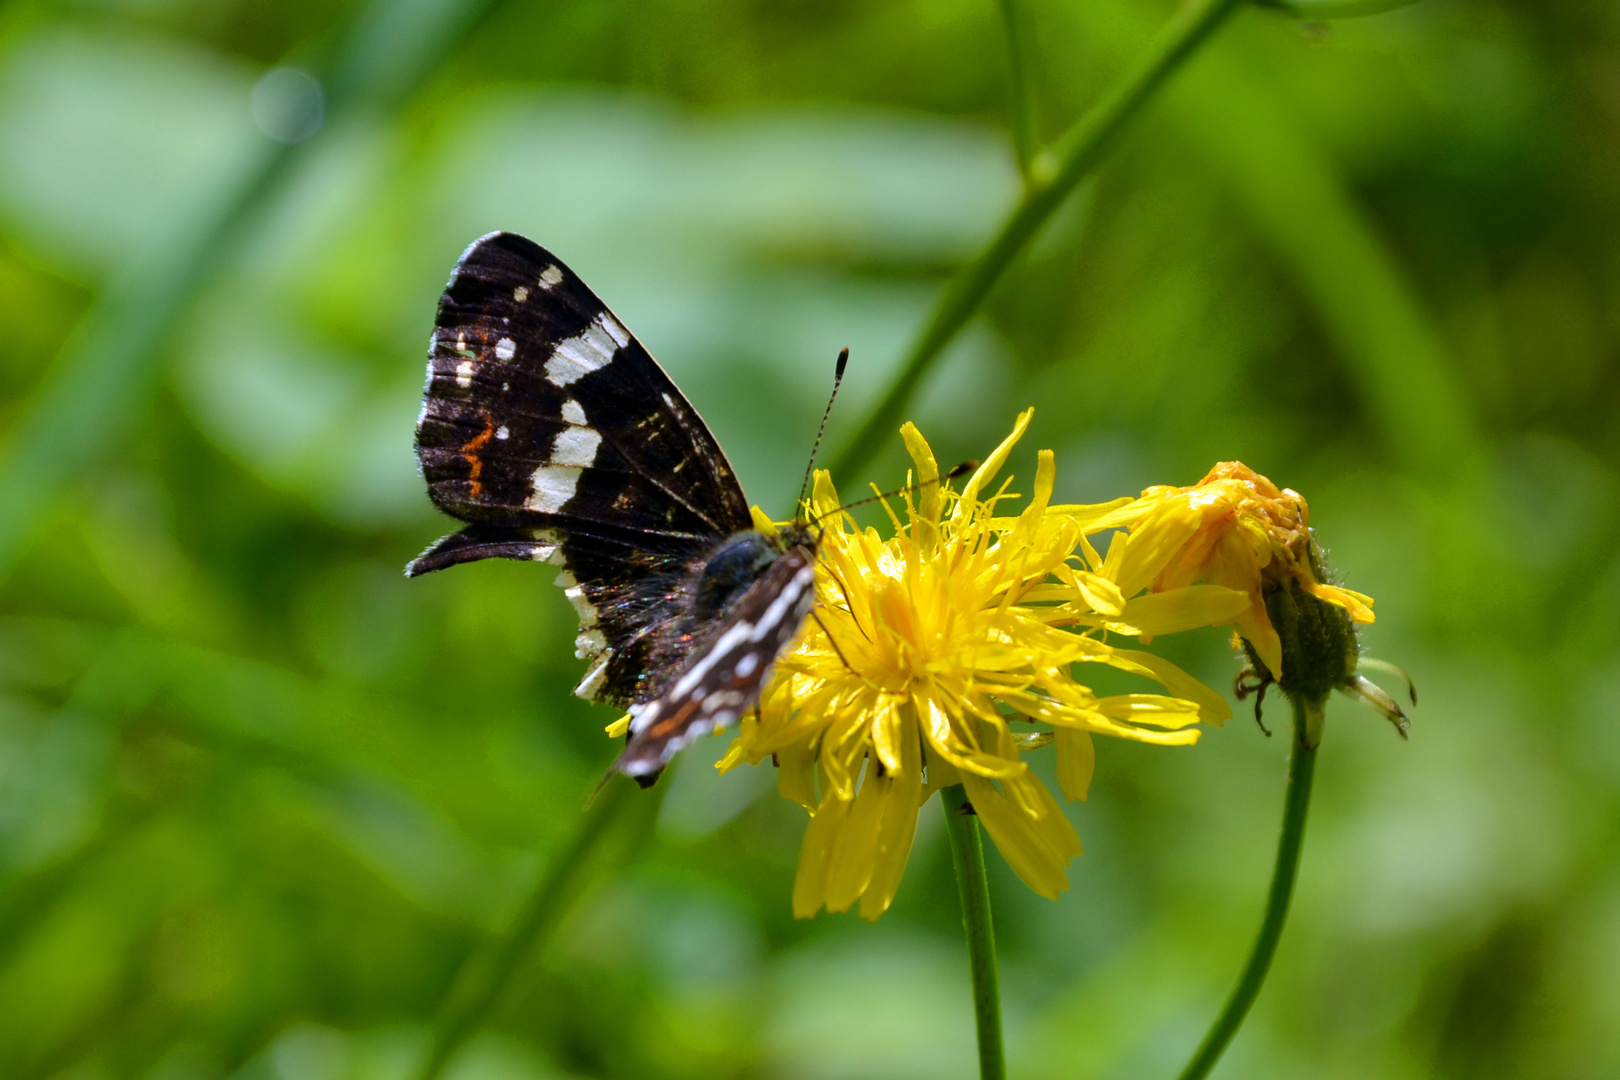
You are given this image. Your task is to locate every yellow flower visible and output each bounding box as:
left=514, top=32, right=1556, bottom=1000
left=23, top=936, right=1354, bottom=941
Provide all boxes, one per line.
left=1077, top=461, right=1373, bottom=681
left=1075, top=461, right=1407, bottom=747
left=719, top=410, right=1227, bottom=920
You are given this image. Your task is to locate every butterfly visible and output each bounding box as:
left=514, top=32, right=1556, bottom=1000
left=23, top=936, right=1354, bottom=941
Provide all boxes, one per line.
left=409, top=232, right=821, bottom=784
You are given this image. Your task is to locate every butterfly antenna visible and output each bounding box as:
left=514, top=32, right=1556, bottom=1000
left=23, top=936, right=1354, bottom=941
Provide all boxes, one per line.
left=810, top=460, right=977, bottom=527
left=797, top=347, right=849, bottom=520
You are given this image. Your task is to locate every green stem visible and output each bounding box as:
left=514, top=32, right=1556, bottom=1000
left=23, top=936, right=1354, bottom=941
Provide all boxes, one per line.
left=826, top=0, right=1246, bottom=481
left=414, top=777, right=648, bottom=1080
left=997, top=0, right=1041, bottom=183
left=1176, top=695, right=1319, bottom=1080
left=942, top=785, right=1006, bottom=1080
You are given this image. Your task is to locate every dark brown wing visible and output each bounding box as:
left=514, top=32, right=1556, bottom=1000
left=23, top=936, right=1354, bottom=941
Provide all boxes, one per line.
left=409, top=233, right=756, bottom=707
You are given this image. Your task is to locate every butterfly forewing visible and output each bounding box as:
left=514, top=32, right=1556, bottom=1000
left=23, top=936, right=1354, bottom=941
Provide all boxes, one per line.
left=415, top=231, right=752, bottom=544
left=412, top=233, right=765, bottom=708
left=410, top=231, right=818, bottom=780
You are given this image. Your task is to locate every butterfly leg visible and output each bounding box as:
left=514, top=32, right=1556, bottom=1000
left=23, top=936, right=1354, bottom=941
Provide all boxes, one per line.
left=811, top=609, right=858, bottom=676
left=1234, top=667, right=1273, bottom=737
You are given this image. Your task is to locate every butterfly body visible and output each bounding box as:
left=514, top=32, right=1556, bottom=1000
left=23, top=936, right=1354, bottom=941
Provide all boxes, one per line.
left=410, top=232, right=817, bottom=780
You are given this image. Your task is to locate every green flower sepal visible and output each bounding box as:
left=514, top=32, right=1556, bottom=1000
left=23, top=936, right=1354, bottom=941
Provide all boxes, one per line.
left=1239, top=539, right=1411, bottom=750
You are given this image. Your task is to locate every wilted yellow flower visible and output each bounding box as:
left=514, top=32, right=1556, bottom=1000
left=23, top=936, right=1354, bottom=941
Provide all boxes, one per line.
left=1076, top=461, right=1407, bottom=747
left=1077, top=462, right=1373, bottom=681
left=719, top=410, right=1227, bottom=920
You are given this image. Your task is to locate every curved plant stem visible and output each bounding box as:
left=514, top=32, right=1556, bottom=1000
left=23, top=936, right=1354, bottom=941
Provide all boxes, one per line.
left=827, top=0, right=1246, bottom=481
left=997, top=0, right=1041, bottom=183
left=1176, top=695, right=1318, bottom=1080
left=942, top=785, right=1006, bottom=1080
left=414, top=777, right=650, bottom=1080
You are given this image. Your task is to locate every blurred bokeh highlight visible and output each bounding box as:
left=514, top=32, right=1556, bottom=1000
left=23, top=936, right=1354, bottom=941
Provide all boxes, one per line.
left=0, top=0, right=1616, bottom=1078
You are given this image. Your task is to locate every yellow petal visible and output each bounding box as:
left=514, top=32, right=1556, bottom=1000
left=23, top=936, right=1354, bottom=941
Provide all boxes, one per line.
left=860, top=713, right=924, bottom=920
left=1013, top=450, right=1055, bottom=539
left=961, top=774, right=1072, bottom=899
left=870, top=697, right=903, bottom=776
left=1308, top=581, right=1376, bottom=623
left=918, top=697, right=1026, bottom=778
left=1046, top=496, right=1139, bottom=531
left=1078, top=643, right=1232, bottom=724
left=1234, top=604, right=1284, bottom=679
left=953, top=407, right=1033, bottom=523
left=1055, top=728, right=1095, bottom=801
left=1076, top=720, right=1201, bottom=746
left=1074, top=571, right=1126, bottom=616
left=810, top=468, right=842, bottom=522
left=922, top=756, right=962, bottom=799
left=1016, top=771, right=1083, bottom=859
left=1095, top=693, right=1204, bottom=729
left=1106, top=504, right=1203, bottom=597
left=899, top=422, right=942, bottom=529
left=792, top=789, right=854, bottom=918
left=750, top=504, right=781, bottom=541
left=1102, top=584, right=1252, bottom=636
left=1076, top=529, right=1104, bottom=572
left=776, top=734, right=820, bottom=810
left=825, top=761, right=889, bottom=912
left=716, top=736, right=748, bottom=772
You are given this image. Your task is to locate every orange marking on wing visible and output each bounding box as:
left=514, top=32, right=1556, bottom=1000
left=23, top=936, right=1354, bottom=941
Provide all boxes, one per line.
left=461, top=416, right=496, bottom=499
left=648, top=699, right=701, bottom=739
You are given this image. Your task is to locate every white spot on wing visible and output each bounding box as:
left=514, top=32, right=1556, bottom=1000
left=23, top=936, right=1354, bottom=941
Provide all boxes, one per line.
left=525, top=465, right=581, bottom=513
left=574, top=651, right=613, bottom=700
left=551, top=427, right=601, bottom=468
left=599, top=312, right=630, bottom=348
left=704, top=690, right=745, bottom=714
left=575, top=628, right=607, bottom=660
left=513, top=285, right=529, bottom=302
left=495, top=337, right=516, bottom=361
left=565, top=584, right=598, bottom=627
left=455, top=359, right=475, bottom=387
left=526, top=529, right=562, bottom=565
left=539, top=264, right=564, bottom=288
left=545, top=314, right=623, bottom=386
left=561, top=399, right=587, bottom=426
left=495, top=425, right=509, bottom=440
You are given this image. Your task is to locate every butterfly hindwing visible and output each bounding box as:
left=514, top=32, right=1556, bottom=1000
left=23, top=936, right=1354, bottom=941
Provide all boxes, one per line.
left=616, top=544, right=819, bottom=779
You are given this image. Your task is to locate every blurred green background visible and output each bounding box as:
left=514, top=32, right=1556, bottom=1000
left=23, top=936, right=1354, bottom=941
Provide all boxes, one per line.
left=1, top=0, right=1617, bottom=1077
